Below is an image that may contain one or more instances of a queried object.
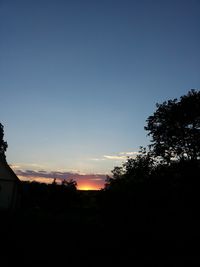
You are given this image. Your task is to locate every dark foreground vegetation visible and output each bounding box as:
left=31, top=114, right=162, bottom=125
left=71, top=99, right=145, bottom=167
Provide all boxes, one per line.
left=1, top=89, right=200, bottom=266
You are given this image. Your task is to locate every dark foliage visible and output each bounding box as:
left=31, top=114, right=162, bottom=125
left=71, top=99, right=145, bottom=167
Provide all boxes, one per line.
left=102, top=90, right=200, bottom=264
left=0, top=123, right=7, bottom=160
left=145, top=89, right=200, bottom=162
left=21, top=179, right=78, bottom=211
left=1, top=89, right=200, bottom=265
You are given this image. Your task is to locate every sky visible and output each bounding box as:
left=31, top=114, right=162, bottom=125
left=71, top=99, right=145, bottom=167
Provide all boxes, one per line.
left=0, top=0, right=199, bottom=189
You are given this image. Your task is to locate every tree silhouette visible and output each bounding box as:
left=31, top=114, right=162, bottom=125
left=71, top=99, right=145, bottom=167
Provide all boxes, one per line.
left=0, top=123, right=8, bottom=161
left=123, top=147, right=154, bottom=180
left=145, top=89, right=200, bottom=163
left=105, top=147, right=154, bottom=191
left=62, top=179, right=77, bottom=191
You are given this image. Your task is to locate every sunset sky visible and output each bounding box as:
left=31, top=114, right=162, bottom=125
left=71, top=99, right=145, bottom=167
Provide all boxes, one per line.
left=0, top=0, right=199, bottom=189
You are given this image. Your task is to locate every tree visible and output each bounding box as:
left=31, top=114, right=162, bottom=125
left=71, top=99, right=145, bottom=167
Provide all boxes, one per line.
left=123, top=147, right=154, bottom=180
left=145, top=89, right=200, bottom=162
left=105, top=147, right=154, bottom=190
left=0, top=123, right=8, bottom=160
left=62, top=179, right=77, bottom=191
left=104, top=167, right=125, bottom=191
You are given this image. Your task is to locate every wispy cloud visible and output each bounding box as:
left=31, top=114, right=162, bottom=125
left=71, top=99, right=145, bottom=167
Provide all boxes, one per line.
left=103, top=155, right=127, bottom=160
left=90, top=151, right=139, bottom=162
left=90, top=178, right=104, bottom=181
left=10, top=163, right=46, bottom=170
left=9, top=164, right=21, bottom=169
left=90, top=158, right=106, bottom=161
left=119, top=152, right=139, bottom=156
left=103, top=151, right=139, bottom=161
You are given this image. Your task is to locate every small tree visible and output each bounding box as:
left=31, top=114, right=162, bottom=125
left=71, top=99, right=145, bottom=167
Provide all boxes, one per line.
left=123, top=147, right=154, bottom=181
left=0, top=123, right=8, bottom=161
left=105, top=147, right=154, bottom=190
left=62, top=179, right=77, bottom=191
left=145, top=89, right=200, bottom=162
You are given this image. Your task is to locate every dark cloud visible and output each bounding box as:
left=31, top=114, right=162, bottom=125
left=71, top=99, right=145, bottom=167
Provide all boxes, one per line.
left=15, top=169, right=106, bottom=187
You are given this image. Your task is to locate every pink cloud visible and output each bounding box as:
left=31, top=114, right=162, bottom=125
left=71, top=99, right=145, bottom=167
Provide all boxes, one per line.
left=14, top=169, right=106, bottom=190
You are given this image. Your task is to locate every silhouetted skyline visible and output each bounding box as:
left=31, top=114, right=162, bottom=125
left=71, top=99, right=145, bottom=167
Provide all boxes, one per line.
left=0, top=0, right=199, bottom=188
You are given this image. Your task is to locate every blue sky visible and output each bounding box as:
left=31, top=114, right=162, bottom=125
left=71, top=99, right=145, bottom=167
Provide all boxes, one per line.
left=0, top=0, right=199, bottom=188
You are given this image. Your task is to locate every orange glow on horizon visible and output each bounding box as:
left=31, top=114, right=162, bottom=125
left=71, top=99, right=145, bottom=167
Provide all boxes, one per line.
left=17, top=176, right=104, bottom=190
left=77, top=183, right=101, bottom=191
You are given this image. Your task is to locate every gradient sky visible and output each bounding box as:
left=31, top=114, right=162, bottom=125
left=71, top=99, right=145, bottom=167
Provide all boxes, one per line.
left=0, top=0, right=199, bottom=189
